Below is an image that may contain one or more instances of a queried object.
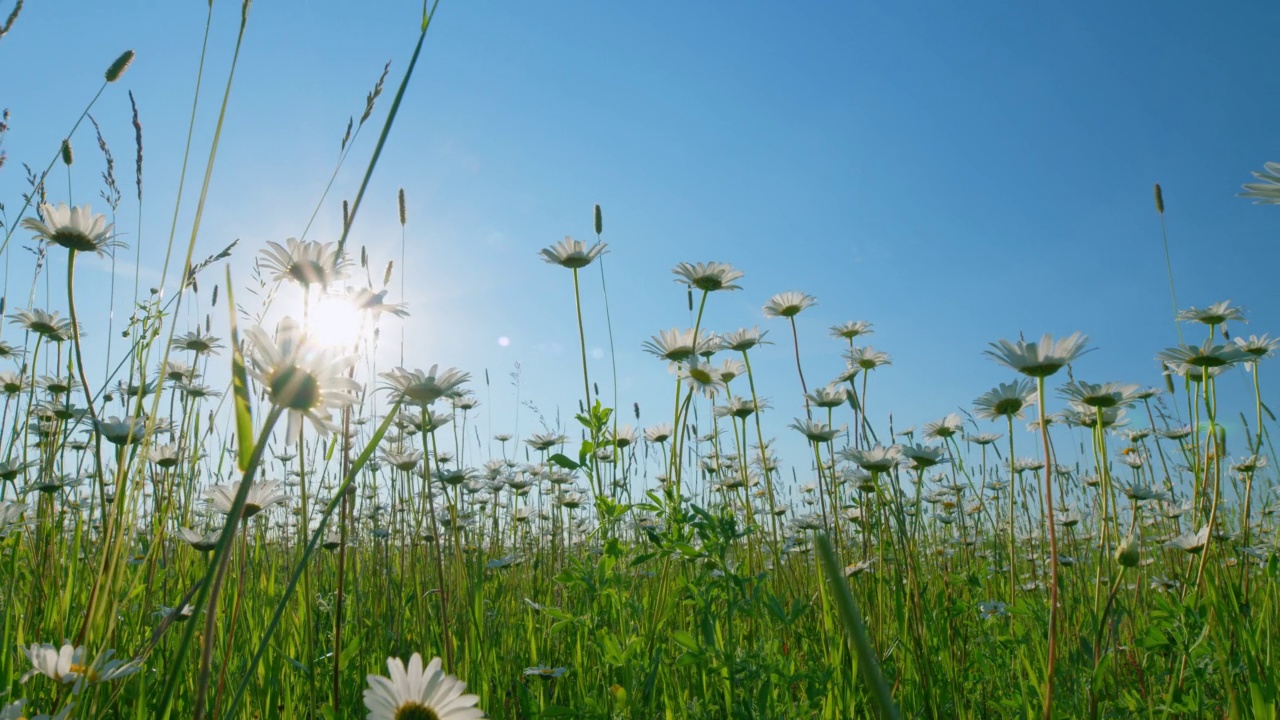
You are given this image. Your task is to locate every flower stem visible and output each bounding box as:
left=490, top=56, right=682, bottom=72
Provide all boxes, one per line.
left=1036, top=375, right=1060, bottom=720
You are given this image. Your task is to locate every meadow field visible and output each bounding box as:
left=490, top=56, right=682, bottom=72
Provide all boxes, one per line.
left=1, top=2, right=1278, bottom=719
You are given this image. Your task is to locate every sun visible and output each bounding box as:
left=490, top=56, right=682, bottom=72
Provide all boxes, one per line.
left=303, top=292, right=371, bottom=351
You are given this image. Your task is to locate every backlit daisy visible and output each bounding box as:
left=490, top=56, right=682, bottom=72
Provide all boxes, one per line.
left=1157, top=340, right=1248, bottom=372
left=0, top=340, right=25, bottom=362
left=1176, top=301, right=1245, bottom=327
left=1234, top=334, right=1280, bottom=360
left=672, top=261, right=744, bottom=292
left=21, top=203, right=120, bottom=256
left=207, top=479, right=289, bottom=519
left=1057, top=381, right=1141, bottom=409
left=642, top=328, right=719, bottom=363
left=171, top=329, right=225, bottom=356
left=1240, top=161, right=1280, bottom=203
left=381, top=366, right=471, bottom=406
left=841, top=444, right=901, bottom=473
left=9, top=309, right=75, bottom=342
left=539, top=236, right=606, bottom=269
left=789, top=419, right=841, bottom=444
left=985, top=332, right=1091, bottom=378
left=973, top=379, right=1035, bottom=420
left=259, top=237, right=352, bottom=288
left=922, top=413, right=964, bottom=441
left=830, top=320, right=874, bottom=341
left=679, top=358, right=724, bottom=397
left=805, top=384, right=849, bottom=409
left=762, top=291, right=816, bottom=318
left=644, top=424, right=674, bottom=444
left=721, top=327, right=770, bottom=352
left=244, top=316, right=360, bottom=441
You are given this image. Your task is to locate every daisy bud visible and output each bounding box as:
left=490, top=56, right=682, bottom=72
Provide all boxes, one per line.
left=60, top=139, right=73, bottom=166
left=398, top=188, right=407, bottom=225
left=1154, top=183, right=1164, bottom=214
left=1115, top=534, right=1139, bottom=568
left=105, top=50, right=136, bottom=83
left=594, top=203, right=603, bottom=235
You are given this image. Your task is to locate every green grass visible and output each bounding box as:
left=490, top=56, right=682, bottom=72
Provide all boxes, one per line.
left=0, top=3, right=1278, bottom=719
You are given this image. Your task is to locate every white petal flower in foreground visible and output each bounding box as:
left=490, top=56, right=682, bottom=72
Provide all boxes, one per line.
left=364, top=653, right=484, bottom=720
left=21, top=203, right=120, bottom=255
left=244, top=317, right=360, bottom=442
left=973, top=379, right=1036, bottom=420
left=1240, top=161, right=1280, bottom=204
left=1175, top=300, right=1246, bottom=327
left=539, top=236, right=606, bottom=269
left=20, top=642, right=81, bottom=684
left=381, top=365, right=472, bottom=406
left=985, top=332, right=1091, bottom=378
left=672, top=261, right=744, bottom=292
left=1164, top=526, right=1211, bottom=554
left=259, top=237, right=352, bottom=288
left=207, top=479, right=289, bottom=519
left=762, top=291, right=816, bottom=318
left=20, top=643, right=140, bottom=692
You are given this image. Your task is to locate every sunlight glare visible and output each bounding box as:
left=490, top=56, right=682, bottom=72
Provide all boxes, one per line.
left=305, top=292, right=369, bottom=351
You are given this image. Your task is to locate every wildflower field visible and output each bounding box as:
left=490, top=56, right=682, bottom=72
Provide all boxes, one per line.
left=2, top=3, right=1280, bottom=719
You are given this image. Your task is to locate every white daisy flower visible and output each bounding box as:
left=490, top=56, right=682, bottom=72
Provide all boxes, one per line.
left=539, top=236, right=606, bottom=269
left=985, top=332, right=1091, bottom=378
left=259, top=237, right=351, bottom=288
left=671, top=261, right=744, bottom=292
left=380, top=365, right=471, bottom=407
left=244, top=316, right=360, bottom=442
left=363, top=653, right=484, bottom=720
left=762, top=290, right=816, bottom=318
left=21, top=203, right=121, bottom=255
left=206, top=479, right=289, bottom=519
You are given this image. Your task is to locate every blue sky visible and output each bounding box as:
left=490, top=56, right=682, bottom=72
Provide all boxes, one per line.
left=1, top=2, right=1277, bottom=480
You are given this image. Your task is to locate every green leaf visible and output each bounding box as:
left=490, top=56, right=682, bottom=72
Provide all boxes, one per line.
left=629, top=552, right=656, bottom=568
left=548, top=453, right=580, bottom=471
left=542, top=607, right=575, bottom=622
left=671, top=630, right=700, bottom=652
left=338, top=635, right=361, bottom=667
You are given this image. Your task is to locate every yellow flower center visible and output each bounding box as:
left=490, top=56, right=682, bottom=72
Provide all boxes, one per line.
left=269, top=365, right=321, bottom=411
left=393, top=702, right=440, bottom=720
left=68, top=663, right=99, bottom=682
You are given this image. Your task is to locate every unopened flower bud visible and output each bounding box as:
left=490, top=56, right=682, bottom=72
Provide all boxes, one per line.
left=1115, top=534, right=1139, bottom=568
